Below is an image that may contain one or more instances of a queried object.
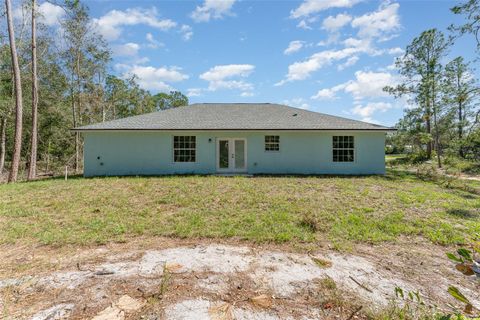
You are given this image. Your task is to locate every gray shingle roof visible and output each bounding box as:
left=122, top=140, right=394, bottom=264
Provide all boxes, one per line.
left=73, top=103, right=395, bottom=131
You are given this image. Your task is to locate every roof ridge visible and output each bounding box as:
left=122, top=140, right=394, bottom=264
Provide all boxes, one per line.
left=72, top=102, right=395, bottom=131
left=191, top=102, right=273, bottom=105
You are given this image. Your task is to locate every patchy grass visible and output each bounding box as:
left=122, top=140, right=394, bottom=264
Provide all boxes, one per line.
left=386, top=153, right=480, bottom=176
left=443, top=156, right=480, bottom=175
left=0, top=170, right=479, bottom=247
left=311, top=257, right=333, bottom=268
left=385, top=154, right=408, bottom=163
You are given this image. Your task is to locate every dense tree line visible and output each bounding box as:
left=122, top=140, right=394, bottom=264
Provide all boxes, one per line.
left=385, top=0, right=480, bottom=167
left=0, top=0, right=188, bottom=182
left=2, top=0, right=478, bottom=182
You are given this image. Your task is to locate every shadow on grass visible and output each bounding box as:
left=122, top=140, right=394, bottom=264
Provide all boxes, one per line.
left=446, top=208, right=479, bottom=219
left=459, top=193, right=477, bottom=200
left=49, top=174, right=84, bottom=181
left=51, top=173, right=389, bottom=180
left=381, top=169, right=416, bottom=180
left=9, top=169, right=480, bottom=199
left=13, top=168, right=430, bottom=183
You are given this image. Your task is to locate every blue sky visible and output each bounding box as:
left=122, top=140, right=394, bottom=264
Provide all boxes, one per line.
left=40, top=0, right=479, bottom=126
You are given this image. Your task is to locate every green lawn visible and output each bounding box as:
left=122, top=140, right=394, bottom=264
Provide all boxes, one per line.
left=0, top=170, right=479, bottom=248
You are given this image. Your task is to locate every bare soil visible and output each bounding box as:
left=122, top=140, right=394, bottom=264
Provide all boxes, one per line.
left=0, top=238, right=479, bottom=320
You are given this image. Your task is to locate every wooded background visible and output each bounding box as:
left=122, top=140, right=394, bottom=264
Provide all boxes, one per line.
left=0, top=0, right=189, bottom=182
left=1, top=0, right=480, bottom=182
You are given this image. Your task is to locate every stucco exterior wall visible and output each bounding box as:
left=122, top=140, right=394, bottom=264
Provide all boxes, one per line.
left=82, top=131, right=386, bottom=176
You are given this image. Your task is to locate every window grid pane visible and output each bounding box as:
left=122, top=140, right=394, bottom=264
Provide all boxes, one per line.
left=174, top=136, right=196, bottom=162
left=332, top=136, right=354, bottom=162
left=265, top=135, right=280, bottom=151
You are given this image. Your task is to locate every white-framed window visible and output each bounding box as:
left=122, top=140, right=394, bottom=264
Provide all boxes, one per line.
left=333, top=136, right=354, bottom=162
left=265, top=135, right=280, bottom=151
left=173, top=136, right=196, bottom=162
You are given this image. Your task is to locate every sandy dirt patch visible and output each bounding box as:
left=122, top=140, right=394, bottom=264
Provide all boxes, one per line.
left=0, top=239, right=478, bottom=319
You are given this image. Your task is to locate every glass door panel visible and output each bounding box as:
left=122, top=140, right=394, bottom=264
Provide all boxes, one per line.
left=219, top=140, right=229, bottom=169
left=234, top=140, right=245, bottom=169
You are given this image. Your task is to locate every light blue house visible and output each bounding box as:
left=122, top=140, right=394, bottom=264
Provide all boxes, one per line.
left=74, top=103, right=395, bottom=177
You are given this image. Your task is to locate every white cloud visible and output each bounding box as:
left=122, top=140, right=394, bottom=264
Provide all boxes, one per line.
left=351, top=2, right=400, bottom=40
left=199, top=64, right=255, bottom=95
left=321, top=13, right=352, bottom=32
left=317, top=33, right=341, bottom=46
left=343, top=37, right=382, bottom=55
left=187, top=88, right=203, bottom=97
left=351, top=102, right=393, bottom=122
left=297, top=20, right=312, bottom=30
left=211, top=80, right=253, bottom=91
left=290, top=0, right=362, bottom=19
left=200, top=64, right=254, bottom=82
left=284, top=40, right=305, bottom=55
left=311, top=83, right=346, bottom=100
left=134, top=57, right=150, bottom=65
left=14, top=2, right=65, bottom=27
left=276, top=47, right=361, bottom=85
left=146, top=33, right=164, bottom=48
left=92, top=7, right=177, bottom=41
left=312, top=70, right=398, bottom=101
left=282, top=98, right=310, bottom=110
left=296, top=16, right=319, bottom=30
left=311, top=89, right=337, bottom=100
left=38, top=2, right=64, bottom=26
left=318, top=13, right=352, bottom=46
left=113, top=42, right=140, bottom=57
left=120, top=65, right=188, bottom=92
left=277, top=18, right=401, bottom=85
left=386, top=63, right=397, bottom=70
left=180, top=25, right=193, bottom=41
left=343, top=70, right=397, bottom=99
left=387, top=47, right=404, bottom=55
left=338, top=56, right=359, bottom=70
left=190, top=0, right=236, bottom=23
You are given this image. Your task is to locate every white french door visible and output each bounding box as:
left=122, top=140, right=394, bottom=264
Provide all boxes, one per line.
left=216, top=138, right=247, bottom=173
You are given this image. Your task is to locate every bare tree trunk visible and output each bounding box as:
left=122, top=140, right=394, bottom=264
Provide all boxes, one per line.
left=425, top=114, right=432, bottom=159
left=6, top=0, right=24, bottom=183
left=0, top=118, right=6, bottom=174
left=74, top=55, right=82, bottom=173
left=70, top=58, right=80, bottom=173
left=45, top=140, right=50, bottom=172
left=457, top=72, right=465, bottom=158
left=458, top=102, right=463, bottom=139
left=71, top=89, right=79, bottom=173
left=433, top=109, right=441, bottom=168
left=27, top=0, right=38, bottom=180
left=458, top=100, right=464, bottom=158
left=457, top=73, right=464, bottom=141
left=432, top=79, right=442, bottom=168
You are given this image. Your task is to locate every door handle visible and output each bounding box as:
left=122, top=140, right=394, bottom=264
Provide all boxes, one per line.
left=231, top=153, right=235, bottom=158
